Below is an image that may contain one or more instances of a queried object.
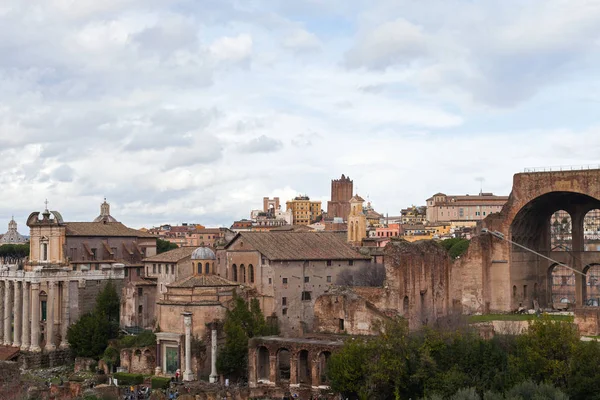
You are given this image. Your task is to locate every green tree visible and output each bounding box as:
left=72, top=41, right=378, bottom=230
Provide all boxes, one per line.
left=567, top=340, right=600, bottom=400
left=509, top=315, right=579, bottom=389
left=157, top=238, right=178, bottom=254
left=95, top=280, right=121, bottom=339
left=328, top=339, right=373, bottom=400
left=67, top=313, right=110, bottom=358
left=216, top=292, right=279, bottom=380
left=66, top=280, right=122, bottom=358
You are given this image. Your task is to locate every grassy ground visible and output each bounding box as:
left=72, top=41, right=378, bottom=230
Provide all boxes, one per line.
left=469, top=314, right=573, bottom=323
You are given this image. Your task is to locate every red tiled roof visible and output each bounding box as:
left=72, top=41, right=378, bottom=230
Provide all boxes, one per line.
left=227, top=231, right=370, bottom=261
left=143, top=246, right=196, bottom=263
left=65, top=222, right=156, bottom=238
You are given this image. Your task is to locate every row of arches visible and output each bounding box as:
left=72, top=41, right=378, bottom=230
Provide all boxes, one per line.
left=256, top=346, right=331, bottom=386
left=196, top=261, right=215, bottom=275
left=550, top=209, right=600, bottom=251
left=547, top=263, right=600, bottom=306
left=230, top=264, right=254, bottom=284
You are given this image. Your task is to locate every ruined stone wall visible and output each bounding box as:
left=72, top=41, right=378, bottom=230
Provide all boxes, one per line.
left=383, top=240, right=452, bottom=330
left=20, top=348, right=74, bottom=369
left=314, top=289, right=389, bottom=335
left=120, top=346, right=156, bottom=375
left=0, top=361, right=20, bottom=389
left=575, top=308, right=600, bottom=336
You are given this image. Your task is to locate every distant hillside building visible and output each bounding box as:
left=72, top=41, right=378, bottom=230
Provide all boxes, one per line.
left=0, top=217, right=27, bottom=245
left=286, top=196, right=322, bottom=225
left=426, top=192, right=508, bottom=224
left=327, top=174, right=353, bottom=221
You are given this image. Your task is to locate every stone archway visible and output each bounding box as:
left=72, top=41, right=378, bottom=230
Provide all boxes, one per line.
left=277, top=348, right=291, bottom=382
left=297, top=349, right=311, bottom=385
left=256, top=346, right=270, bottom=382
left=317, top=351, right=331, bottom=385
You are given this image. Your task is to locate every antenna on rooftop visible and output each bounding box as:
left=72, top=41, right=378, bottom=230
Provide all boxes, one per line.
left=476, top=177, right=485, bottom=195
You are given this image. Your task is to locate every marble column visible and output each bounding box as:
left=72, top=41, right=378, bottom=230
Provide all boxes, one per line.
left=45, top=281, right=56, bottom=351
left=0, top=280, right=4, bottom=345
left=182, top=312, right=194, bottom=381
left=13, top=281, right=22, bottom=348
left=209, top=326, right=218, bottom=383
left=60, top=280, right=70, bottom=349
left=21, top=281, right=30, bottom=351
left=154, top=341, right=162, bottom=376
left=4, top=280, right=12, bottom=345
left=30, top=282, right=41, bottom=352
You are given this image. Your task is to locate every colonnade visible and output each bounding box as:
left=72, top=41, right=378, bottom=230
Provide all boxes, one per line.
left=0, top=279, right=70, bottom=351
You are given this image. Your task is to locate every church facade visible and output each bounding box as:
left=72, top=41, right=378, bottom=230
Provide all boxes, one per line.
left=0, top=201, right=156, bottom=360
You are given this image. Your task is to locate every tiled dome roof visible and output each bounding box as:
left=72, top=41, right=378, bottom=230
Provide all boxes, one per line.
left=191, top=247, right=216, bottom=260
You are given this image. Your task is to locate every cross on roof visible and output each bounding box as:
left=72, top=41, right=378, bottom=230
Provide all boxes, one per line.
left=44, top=199, right=49, bottom=210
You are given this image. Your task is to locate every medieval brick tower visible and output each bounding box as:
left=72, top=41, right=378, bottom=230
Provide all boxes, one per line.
left=327, top=174, right=353, bottom=221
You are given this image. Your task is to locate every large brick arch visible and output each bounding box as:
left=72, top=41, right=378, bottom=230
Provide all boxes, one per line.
left=477, top=169, right=600, bottom=312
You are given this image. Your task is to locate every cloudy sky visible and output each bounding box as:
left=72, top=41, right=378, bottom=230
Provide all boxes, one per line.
left=1, top=0, right=600, bottom=231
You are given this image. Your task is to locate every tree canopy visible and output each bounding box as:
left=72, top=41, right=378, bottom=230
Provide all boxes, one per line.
left=67, top=280, right=121, bottom=359
left=217, top=292, right=279, bottom=380
left=157, top=238, right=178, bottom=254
left=328, top=315, right=595, bottom=400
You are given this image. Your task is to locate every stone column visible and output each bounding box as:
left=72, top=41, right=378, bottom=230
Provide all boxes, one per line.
left=4, top=280, right=12, bottom=345
left=572, top=210, right=585, bottom=306
left=13, top=281, right=22, bottom=348
left=30, top=282, right=41, bottom=352
left=209, top=326, right=218, bottom=383
left=21, top=281, right=30, bottom=351
left=311, top=356, right=319, bottom=387
left=269, top=354, right=277, bottom=384
left=0, top=280, right=4, bottom=345
left=60, top=280, right=70, bottom=349
left=154, top=341, right=162, bottom=376
left=46, top=281, right=56, bottom=351
left=290, top=353, right=298, bottom=385
left=182, top=312, right=194, bottom=381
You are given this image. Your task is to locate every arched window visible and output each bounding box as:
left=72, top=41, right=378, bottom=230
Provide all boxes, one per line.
left=241, top=264, right=246, bottom=283
left=205, top=262, right=210, bottom=274
left=197, top=262, right=202, bottom=274
left=403, top=296, right=409, bottom=314
left=232, top=264, right=238, bottom=282
left=249, top=264, right=254, bottom=283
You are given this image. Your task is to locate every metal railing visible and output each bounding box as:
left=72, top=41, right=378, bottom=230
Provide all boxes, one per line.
left=524, top=165, right=600, bottom=173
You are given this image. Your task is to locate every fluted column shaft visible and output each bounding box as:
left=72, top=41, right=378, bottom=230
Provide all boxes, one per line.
left=183, top=313, right=193, bottom=381
left=21, top=281, right=30, bottom=351
left=60, top=280, right=70, bottom=348
left=210, top=327, right=218, bottom=383
left=4, top=281, right=12, bottom=345
left=13, top=281, right=21, bottom=347
left=0, top=281, right=5, bottom=345
left=45, top=281, right=56, bottom=351
left=30, top=283, right=41, bottom=352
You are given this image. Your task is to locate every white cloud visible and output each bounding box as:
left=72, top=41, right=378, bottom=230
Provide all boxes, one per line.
left=209, top=34, right=253, bottom=63
left=282, top=29, right=322, bottom=52
left=0, top=0, right=598, bottom=231
left=345, top=18, right=429, bottom=69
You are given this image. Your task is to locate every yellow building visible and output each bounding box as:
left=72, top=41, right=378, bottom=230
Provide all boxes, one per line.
left=286, top=196, right=322, bottom=225
left=348, top=195, right=367, bottom=245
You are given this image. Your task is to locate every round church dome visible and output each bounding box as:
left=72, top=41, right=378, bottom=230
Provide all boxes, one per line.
left=191, top=246, right=216, bottom=260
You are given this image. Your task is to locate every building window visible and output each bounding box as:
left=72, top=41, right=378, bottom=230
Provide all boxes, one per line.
left=42, top=243, right=48, bottom=261
left=249, top=264, right=254, bottom=283
left=171, top=265, right=175, bottom=275
left=124, top=268, right=129, bottom=277
left=282, top=277, right=288, bottom=284
left=137, top=268, right=141, bottom=276
left=282, top=297, right=287, bottom=306
left=301, top=291, right=312, bottom=301
left=41, top=300, right=47, bottom=321
left=326, top=260, right=332, bottom=266
left=158, top=264, right=162, bottom=274
left=91, top=248, right=97, bottom=260
left=349, top=260, right=354, bottom=266
left=327, top=276, right=331, bottom=283
left=268, top=278, right=272, bottom=284
left=95, top=264, right=99, bottom=271
left=138, top=305, right=143, bottom=314
left=282, top=308, right=287, bottom=315
left=138, top=287, right=143, bottom=296
left=304, top=276, right=310, bottom=283
left=153, top=264, right=156, bottom=274
left=339, top=318, right=345, bottom=330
